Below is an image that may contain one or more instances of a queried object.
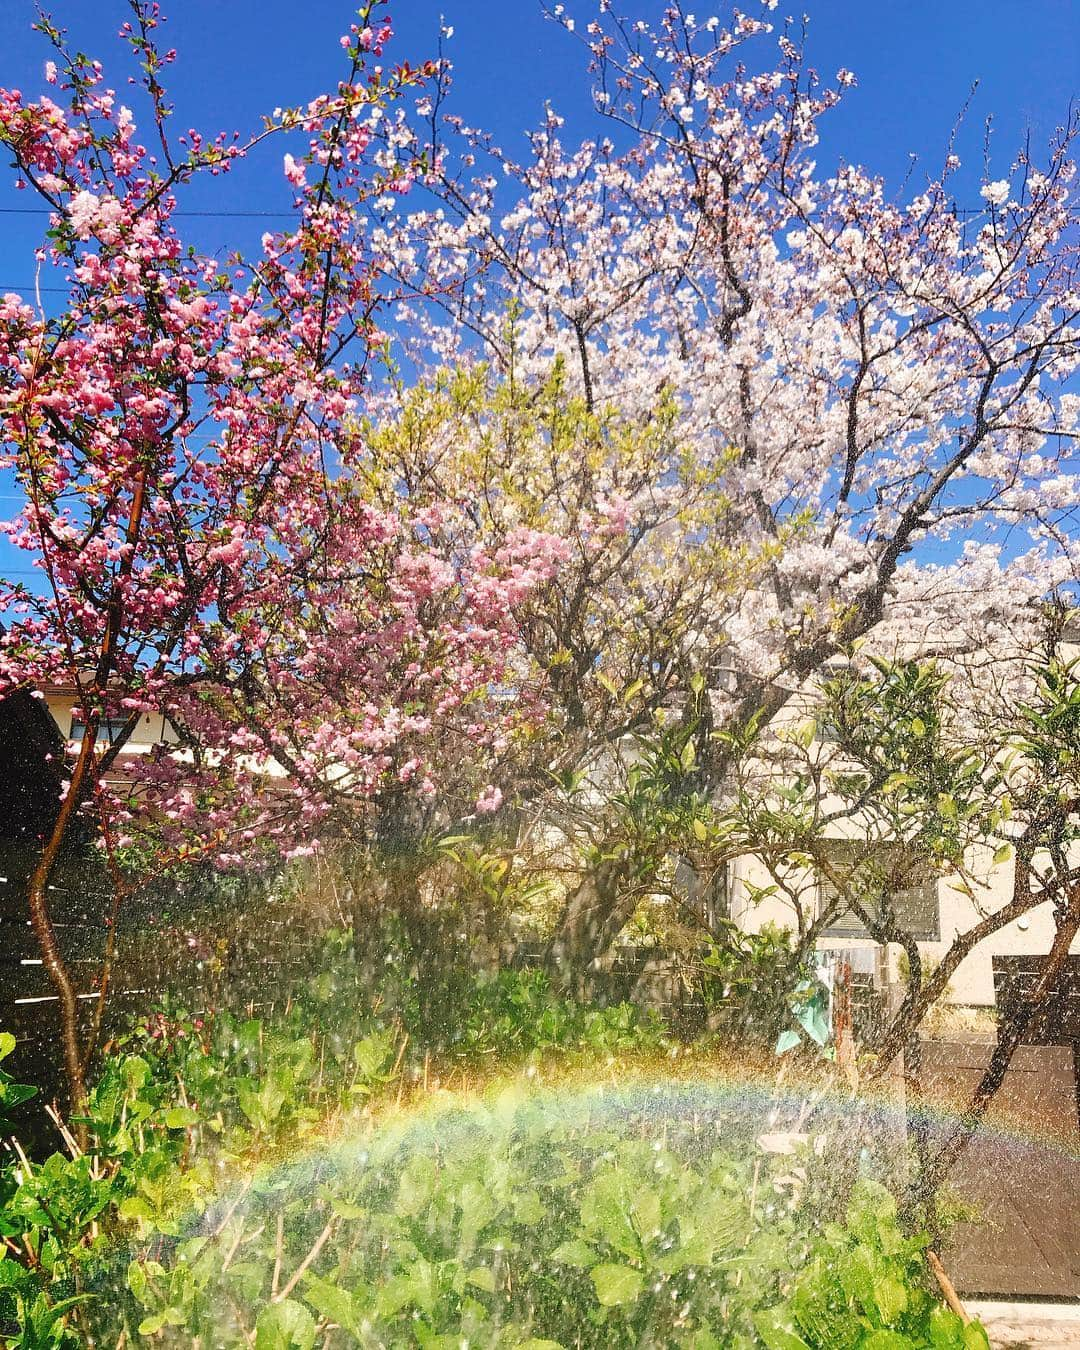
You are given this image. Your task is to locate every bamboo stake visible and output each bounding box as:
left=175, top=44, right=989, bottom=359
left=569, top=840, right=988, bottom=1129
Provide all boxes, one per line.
left=927, top=1250, right=971, bottom=1325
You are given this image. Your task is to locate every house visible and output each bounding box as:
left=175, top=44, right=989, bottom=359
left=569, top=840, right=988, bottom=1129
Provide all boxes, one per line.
left=41, top=680, right=172, bottom=760
left=728, top=842, right=1072, bottom=1007
left=715, top=633, right=1080, bottom=1010
left=22, top=642, right=1080, bottom=1013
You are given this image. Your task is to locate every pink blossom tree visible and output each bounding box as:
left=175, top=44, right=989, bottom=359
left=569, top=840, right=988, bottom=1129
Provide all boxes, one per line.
left=0, top=4, right=561, bottom=1114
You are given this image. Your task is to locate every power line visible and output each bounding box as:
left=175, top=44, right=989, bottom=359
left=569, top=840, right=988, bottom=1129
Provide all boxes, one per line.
left=0, top=204, right=1011, bottom=218
left=0, top=207, right=295, bottom=218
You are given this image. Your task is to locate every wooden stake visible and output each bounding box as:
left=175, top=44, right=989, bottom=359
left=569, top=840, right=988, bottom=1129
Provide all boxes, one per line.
left=927, top=1249, right=971, bottom=1325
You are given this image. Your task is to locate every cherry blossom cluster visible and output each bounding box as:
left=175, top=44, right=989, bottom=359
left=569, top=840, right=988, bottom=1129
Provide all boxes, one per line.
left=364, top=0, right=1079, bottom=727
left=0, top=3, right=565, bottom=867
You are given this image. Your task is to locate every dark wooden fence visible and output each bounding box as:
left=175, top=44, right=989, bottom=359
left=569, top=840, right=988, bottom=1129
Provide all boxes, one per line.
left=992, top=955, right=1080, bottom=1044
left=0, top=847, right=324, bottom=1149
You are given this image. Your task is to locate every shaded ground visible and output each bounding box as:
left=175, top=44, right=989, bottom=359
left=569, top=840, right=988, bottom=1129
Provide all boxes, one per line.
left=918, top=1039, right=1080, bottom=1299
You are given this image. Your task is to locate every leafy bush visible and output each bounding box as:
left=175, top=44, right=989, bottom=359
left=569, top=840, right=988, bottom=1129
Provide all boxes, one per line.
left=756, top=1182, right=990, bottom=1350
left=0, top=936, right=664, bottom=1345
left=426, top=967, right=667, bottom=1061
left=116, top=1094, right=983, bottom=1349
left=0, top=931, right=982, bottom=1347
left=2, top=1041, right=986, bottom=1347
left=696, top=924, right=819, bottom=1046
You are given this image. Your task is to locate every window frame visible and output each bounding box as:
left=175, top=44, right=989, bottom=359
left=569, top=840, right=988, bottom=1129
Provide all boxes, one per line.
left=68, top=715, right=127, bottom=746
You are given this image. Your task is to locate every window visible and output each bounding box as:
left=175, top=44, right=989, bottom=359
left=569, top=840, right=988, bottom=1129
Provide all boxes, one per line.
left=69, top=716, right=126, bottom=745
left=674, top=856, right=729, bottom=931
left=817, top=840, right=939, bottom=941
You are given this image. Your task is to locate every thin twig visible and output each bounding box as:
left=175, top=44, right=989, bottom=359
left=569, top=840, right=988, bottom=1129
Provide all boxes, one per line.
left=271, top=1212, right=285, bottom=1298
left=274, top=1218, right=337, bottom=1303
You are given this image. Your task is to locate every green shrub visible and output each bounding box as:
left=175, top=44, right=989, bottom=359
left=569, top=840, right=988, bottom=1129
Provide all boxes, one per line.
left=697, top=923, right=818, bottom=1045
left=0, top=936, right=984, bottom=1348
left=2, top=1061, right=986, bottom=1347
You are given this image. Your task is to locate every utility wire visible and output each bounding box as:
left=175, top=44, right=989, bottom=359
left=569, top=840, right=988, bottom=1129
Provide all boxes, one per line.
left=0, top=207, right=296, bottom=217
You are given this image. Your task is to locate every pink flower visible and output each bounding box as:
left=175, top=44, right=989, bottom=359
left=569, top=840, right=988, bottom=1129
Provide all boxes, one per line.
left=67, top=190, right=101, bottom=239
left=283, top=153, right=307, bottom=187
left=476, top=784, right=503, bottom=815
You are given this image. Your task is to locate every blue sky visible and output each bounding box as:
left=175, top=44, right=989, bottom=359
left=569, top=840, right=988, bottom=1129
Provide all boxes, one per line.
left=0, top=0, right=1076, bottom=583
left=0, top=0, right=1075, bottom=276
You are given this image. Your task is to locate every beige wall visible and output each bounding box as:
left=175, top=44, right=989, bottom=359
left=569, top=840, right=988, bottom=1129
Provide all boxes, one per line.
left=44, top=694, right=172, bottom=752
left=729, top=845, right=1080, bottom=1007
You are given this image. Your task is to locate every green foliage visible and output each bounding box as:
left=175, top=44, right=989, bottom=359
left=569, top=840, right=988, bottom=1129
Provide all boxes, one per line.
left=817, top=658, right=988, bottom=866
left=0, top=930, right=985, bottom=1347
left=0, top=1033, right=37, bottom=1132
left=437, top=968, right=667, bottom=1061
left=1, top=1031, right=986, bottom=1348
left=697, top=924, right=825, bottom=1052
left=757, top=1182, right=990, bottom=1350
left=0, top=930, right=664, bottom=1345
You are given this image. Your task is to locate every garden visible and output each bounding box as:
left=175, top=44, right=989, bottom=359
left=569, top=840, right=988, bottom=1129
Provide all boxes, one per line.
left=1, top=928, right=991, bottom=1348
left=0, top=0, right=1078, bottom=1345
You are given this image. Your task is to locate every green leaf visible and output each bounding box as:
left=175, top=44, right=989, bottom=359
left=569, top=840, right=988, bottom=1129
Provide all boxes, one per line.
left=353, top=1030, right=393, bottom=1081
left=590, top=1263, right=643, bottom=1307
left=910, top=717, right=927, bottom=738
left=0, top=1032, right=15, bottom=1062
left=550, top=1239, right=598, bottom=1268
left=775, top=1029, right=801, bottom=1055
left=872, top=1273, right=908, bottom=1324
left=692, top=817, right=708, bottom=842
left=992, top=843, right=1013, bottom=866
left=303, top=1277, right=367, bottom=1338
left=122, top=1055, right=150, bottom=1092
left=254, top=1299, right=317, bottom=1350
left=580, top=1171, right=640, bottom=1259
left=127, top=1260, right=149, bottom=1305
left=927, top=1305, right=966, bottom=1347
left=0, top=1080, right=36, bottom=1111
left=163, top=1106, right=198, bottom=1129
left=377, top=1258, right=437, bottom=1318
left=753, top=1307, right=813, bottom=1350
left=328, top=1195, right=366, bottom=1220
left=513, top=1189, right=545, bottom=1225
left=396, top=1154, right=437, bottom=1216
left=937, top=792, right=958, bottom=821
left=795, top=998, right=830, bottom=1048
left=466, top=1265, right=496, bottom=1293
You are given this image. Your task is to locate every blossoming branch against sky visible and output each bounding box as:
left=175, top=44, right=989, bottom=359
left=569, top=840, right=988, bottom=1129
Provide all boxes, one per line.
left=0, top=0, right=1075, bottom=589
left=0, top=0, right=1074, bottom=284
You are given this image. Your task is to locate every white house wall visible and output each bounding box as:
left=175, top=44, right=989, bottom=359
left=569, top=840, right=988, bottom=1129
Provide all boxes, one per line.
left=44, top=694, right=172, bottom=753
left=729, top=848, right=1080, bottom=1007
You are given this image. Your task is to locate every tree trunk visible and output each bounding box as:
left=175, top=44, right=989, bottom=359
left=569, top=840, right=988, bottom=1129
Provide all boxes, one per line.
left=26, top=731, right=103, bottom=1133
left=543, top=856, right=637, bottom=999
left=908, top=895, right=1080, bottom=1208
